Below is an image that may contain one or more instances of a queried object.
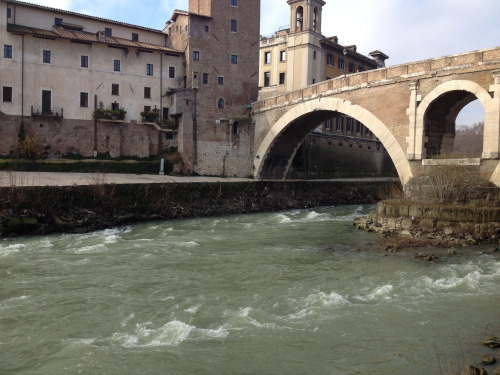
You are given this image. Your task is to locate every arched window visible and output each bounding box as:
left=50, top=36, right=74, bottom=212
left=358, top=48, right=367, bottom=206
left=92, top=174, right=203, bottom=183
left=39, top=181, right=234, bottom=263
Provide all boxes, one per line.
left=313, top=7, right=318, bottom=32
left=296, top=6, right=303, bottom=32
left=218, top=98, right=224, bottom=109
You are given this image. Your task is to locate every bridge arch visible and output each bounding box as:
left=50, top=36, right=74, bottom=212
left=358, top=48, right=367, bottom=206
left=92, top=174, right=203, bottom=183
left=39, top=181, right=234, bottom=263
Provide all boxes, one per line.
left=254, top=97, right=413, bottom=184
left=415, top=80, right=495, bottom=158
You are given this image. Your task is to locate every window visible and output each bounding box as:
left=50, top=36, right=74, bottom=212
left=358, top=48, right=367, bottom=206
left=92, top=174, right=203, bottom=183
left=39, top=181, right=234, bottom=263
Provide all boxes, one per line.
left=264, top=51, right=271, bottom=64
left=313, top=51, right=316, bottom=60
left=327, top=54, right=334, bottom=66
left=230, top=19, right=237, bottom=33
left=233, top=121, right=239, bottom=135
left=169, top=66, right=175, bottom=78
left=218, top=98, right=224, bottom=109
left=81, top=55, right=88, bottom=68
left=296, top=6, right=303, bottom=31
left=163, top=107, right=169, bottom=119
left=336, top=117, right=343, bottom=131
left=358, top=66, right=365, bottom=72
left=325, top=119, right=331, bottom=130
left=4, top=45, right=12, bottom=58
left=144, top=105, right=151, bottom=112
left=7, top=8, right=11, bottom=18
left=202, top=73, right=208, bottom=84
left=146, top=64, right=153, bottom=76
left=111, top=102, right=119, bottom=110
left=105, top=28, right=112, bottom=36
left=112, top=84, right=119, bottom=95
left=338, top=58, right=345, bottom=71
left=218, top=76, right=224, bottom=85
left=279, top=72, right=285, bottom=85
left=113, top=59, right=120, bottom=72
left=80, top=92, right=88, bottom=107
left=231, top=55, right=237, bottom=64
left=43, top=50, right=51, bottom=63
left=356, top=120, right=361, bottom=133
left=231, top=0, right=237, bottom=6
left=193, top=51, right=199, bottom=60
left=349, top=62, right=356, bottom=73
left=2, top=86, right=12, bottom=102
left=280, top=50, right=286, bottom=62
left=346, top=118, right=352, bottom=132
left=132, top=33, right=139, bottom=41
left=55, top=17, right=62, bottom=26
left=144, top=87, right=151, bottom=99
left=264, top=72, right=270, bottom=87
left=205, top=25, right=209, bottom=32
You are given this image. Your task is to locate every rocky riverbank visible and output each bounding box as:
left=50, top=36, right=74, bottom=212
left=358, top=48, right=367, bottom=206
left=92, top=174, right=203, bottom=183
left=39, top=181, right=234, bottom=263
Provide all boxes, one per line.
left=0, top=180, right=398, bottom=237
left=354, top=199, right=500, bottom=249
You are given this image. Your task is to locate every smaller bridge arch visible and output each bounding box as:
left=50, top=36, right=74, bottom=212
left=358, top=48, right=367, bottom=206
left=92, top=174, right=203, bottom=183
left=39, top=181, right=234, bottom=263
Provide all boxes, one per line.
left=254, top=97, right=413, bottom=184
left=415, top=79, right=497, bottom=159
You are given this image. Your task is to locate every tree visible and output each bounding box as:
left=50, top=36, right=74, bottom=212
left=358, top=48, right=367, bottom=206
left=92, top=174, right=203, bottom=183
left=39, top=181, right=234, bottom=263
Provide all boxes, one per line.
left=453, top=122, right=483, bottom=157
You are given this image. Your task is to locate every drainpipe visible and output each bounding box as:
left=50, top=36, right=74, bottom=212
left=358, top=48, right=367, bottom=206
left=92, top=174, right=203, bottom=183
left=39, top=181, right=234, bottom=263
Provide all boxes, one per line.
left=160, top=53, right=163, bottom=124
left=192, top=88, right=198, bottom=165
left=21, top=34, right=24, bottom=119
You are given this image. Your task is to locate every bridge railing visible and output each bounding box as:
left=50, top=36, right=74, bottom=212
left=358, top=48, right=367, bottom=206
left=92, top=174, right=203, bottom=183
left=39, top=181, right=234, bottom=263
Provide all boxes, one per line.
left=253, top=46, right=500, bottom=112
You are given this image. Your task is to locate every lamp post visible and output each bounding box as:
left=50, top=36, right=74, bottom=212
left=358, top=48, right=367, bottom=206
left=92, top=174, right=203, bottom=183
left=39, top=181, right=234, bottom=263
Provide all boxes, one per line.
left=343, top=48, right=347, bottom=78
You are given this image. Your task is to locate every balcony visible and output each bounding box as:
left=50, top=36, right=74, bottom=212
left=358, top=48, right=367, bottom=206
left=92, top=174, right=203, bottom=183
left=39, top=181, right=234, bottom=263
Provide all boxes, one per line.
left=31, top=106, right=63, bottom=119
left=93, top=107, right=126, bottom=122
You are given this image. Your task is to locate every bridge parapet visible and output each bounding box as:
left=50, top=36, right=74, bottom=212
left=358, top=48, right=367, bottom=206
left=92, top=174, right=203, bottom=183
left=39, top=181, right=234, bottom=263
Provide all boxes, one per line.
left=253, top=46, right=500, bottom=113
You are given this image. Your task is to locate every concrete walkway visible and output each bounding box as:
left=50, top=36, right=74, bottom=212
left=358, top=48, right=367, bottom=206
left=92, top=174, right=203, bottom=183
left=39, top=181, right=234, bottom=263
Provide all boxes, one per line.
left=0, top=171, right=399, bottom=187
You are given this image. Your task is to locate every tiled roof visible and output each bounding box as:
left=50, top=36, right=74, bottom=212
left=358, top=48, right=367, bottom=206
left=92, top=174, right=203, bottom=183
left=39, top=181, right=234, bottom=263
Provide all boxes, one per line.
left=2, top=0, right=166, bottom=34
left=7, top=24, right=181, bottom=55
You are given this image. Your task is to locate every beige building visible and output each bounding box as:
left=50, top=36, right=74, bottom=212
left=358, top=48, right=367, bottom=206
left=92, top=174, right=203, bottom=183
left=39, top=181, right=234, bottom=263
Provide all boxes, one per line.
left=0, top=0, right=184, bottom=158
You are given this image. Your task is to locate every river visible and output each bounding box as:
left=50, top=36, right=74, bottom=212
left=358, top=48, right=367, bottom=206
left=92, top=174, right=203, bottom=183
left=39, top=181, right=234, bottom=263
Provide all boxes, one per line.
left=1, top=205, right=499, bottom=374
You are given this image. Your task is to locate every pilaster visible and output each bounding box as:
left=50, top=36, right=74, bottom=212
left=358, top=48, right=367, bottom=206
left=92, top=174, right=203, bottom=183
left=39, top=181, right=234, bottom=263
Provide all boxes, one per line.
left=483, top=71, right=500, bottom=159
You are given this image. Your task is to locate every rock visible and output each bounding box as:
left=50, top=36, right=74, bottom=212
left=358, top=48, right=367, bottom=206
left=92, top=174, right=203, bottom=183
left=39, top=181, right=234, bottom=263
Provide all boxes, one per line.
left=448, top=248, right=457, bottom=255
left=444, top=226, right=454, bottom=236
left=483, top=336, right=500, bottom=349
left=493, top=367, right=500, bottom=375
left=461, top=365, right=488, bottom=375
left=400, top=230, right=412, bottom=237
left=487, top=248, right=499, bottom=254
left=482, top=354, right=496, bottom=365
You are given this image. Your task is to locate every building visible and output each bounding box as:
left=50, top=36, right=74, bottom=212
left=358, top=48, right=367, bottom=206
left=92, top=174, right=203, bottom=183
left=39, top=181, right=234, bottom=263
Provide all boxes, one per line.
left=0, top=0, right=184, bottom=158
left=258, top=0, right=395, bottom=179
left=0, top=0, right=260, bottom=177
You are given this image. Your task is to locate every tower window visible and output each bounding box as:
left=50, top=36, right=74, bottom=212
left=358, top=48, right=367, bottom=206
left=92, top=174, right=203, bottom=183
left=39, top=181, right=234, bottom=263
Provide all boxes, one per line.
left=203, top=73, right=208, bottom=84
left=231, top=0, right=237, bottom=6
left=230, top=19, right=237, bottom=33
left=218, top=76, right=224, bottom=85
left=296, top=6, right=303, bottom=31
left=218, top=98, right=224, bottom=109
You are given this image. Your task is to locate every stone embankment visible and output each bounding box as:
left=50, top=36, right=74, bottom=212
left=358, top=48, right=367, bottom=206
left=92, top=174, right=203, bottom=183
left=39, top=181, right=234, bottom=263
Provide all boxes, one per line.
left=354, top=199, right=500, bottom=247
left=0, top=180, right=398, bottom=237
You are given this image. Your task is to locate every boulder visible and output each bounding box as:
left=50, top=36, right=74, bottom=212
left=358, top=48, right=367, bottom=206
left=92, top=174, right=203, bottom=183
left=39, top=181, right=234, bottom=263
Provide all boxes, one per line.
left=483, top=336, right=500, bottom=349
left=482, top=354, right=496, bottom=365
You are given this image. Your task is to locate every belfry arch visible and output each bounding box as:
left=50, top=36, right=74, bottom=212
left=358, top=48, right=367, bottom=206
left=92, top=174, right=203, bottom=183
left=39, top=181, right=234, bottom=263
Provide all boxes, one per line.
left=415, top=80, right=497, bottom=159
left=254, top=97, right=413, bottom=185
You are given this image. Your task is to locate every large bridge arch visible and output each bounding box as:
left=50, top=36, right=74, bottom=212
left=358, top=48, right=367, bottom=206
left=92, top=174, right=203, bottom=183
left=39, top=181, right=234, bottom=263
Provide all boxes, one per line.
left=254, top=97, right=413, bottom=184
left=415, top=80, right=497, bottom=158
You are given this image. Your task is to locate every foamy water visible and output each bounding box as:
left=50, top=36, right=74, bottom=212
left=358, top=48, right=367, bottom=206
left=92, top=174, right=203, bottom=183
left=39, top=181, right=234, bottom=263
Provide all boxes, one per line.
left=0, top=205, right=498, bottom=374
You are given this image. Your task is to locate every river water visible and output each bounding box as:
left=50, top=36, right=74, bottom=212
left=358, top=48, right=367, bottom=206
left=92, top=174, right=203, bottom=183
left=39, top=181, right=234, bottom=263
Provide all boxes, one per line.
left=1, top=205, right=499, bottom=374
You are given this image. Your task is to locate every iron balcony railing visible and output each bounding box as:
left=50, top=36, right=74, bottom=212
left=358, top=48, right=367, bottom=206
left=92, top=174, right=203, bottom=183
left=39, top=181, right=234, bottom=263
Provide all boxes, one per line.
left=31, top=106, right=63, bottom=118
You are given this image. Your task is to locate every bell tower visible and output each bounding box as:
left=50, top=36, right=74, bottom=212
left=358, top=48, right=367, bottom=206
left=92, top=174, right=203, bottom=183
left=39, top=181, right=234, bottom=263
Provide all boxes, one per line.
left=286, top=0, right=325, bottom=91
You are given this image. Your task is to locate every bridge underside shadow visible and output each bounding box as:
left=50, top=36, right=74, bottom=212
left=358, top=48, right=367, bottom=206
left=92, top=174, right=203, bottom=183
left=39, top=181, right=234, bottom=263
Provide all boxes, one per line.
left=255, top=98, right=413, bottom=184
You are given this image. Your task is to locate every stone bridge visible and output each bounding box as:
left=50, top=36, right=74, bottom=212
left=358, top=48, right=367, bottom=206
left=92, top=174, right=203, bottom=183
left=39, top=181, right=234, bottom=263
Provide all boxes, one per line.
left=251, top=46, right=500, bottom=186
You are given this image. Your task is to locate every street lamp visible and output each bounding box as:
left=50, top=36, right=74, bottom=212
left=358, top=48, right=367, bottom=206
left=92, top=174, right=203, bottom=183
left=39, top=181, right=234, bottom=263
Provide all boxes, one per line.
left=343, top=48, right=347, bottom=78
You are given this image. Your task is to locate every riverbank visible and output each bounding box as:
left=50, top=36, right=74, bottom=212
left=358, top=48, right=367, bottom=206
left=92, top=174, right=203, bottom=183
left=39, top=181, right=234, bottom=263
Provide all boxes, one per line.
left=0, top=179, right=399, bottom=237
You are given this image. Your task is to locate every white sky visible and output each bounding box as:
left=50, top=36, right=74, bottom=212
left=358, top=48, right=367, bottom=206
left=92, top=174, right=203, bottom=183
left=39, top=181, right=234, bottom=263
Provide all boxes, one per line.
left=26, top=0, right=500, bottom=125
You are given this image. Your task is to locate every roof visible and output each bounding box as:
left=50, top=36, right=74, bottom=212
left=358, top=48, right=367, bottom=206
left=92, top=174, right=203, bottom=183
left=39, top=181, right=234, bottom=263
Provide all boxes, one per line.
left=321, top=37, right=379, bottom=66
left=169, top=9, right=213, bottom=22
left=2, top=0, right=166, bottom=34
left=7, top=24, right=182, bottom=55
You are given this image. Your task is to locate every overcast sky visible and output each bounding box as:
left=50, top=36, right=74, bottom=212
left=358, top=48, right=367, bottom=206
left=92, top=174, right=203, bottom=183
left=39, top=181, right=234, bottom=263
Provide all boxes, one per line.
left=26, top=0, right=500, bottom=125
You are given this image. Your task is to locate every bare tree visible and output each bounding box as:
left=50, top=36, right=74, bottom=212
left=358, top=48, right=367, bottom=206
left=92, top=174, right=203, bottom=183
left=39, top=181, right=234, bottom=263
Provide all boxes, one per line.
left=453, top=122, right=483, bottom=157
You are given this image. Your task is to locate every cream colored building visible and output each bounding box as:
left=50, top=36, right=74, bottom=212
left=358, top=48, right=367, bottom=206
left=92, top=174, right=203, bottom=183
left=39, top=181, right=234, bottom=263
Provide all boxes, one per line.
left=259, top=0, right=387, bottom=100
